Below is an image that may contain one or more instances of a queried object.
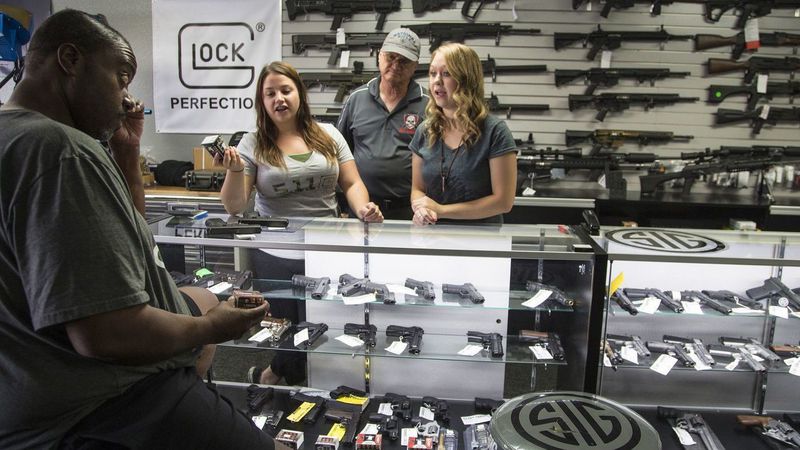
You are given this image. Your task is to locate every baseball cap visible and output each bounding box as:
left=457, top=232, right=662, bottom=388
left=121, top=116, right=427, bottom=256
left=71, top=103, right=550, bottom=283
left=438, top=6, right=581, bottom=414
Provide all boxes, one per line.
left=380, top=28, right=421, bottom=62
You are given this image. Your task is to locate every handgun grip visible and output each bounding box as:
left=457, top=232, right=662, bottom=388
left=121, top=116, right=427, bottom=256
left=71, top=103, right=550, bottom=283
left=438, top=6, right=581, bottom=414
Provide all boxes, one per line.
left=327, top=48, right=342, bottom=66
left=737, top=415, right=771, bottom=427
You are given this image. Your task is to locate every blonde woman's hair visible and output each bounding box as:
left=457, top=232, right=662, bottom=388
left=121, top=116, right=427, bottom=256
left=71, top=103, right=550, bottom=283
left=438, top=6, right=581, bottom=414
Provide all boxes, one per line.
left=253, top=61, right=338, bottom=168
left=424, top=43, right=488, bottom=150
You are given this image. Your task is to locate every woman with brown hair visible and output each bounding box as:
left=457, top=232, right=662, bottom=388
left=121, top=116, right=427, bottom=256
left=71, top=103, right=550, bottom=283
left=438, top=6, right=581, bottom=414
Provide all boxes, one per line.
left=410, top=43, right=517, bottom=225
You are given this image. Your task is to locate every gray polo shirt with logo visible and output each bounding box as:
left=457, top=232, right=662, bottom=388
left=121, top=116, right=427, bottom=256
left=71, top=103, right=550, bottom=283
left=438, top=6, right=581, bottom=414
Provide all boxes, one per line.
left=337, top=77, right=427, bottom=200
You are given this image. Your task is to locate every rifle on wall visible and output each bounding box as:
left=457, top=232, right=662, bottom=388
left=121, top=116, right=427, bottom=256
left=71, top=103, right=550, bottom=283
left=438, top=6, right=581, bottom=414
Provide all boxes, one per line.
left=715, top=107, right=800, bottom=134
left=285, top=0, right=400, bottom=30
left=412, top=0, right=507, bottom=20
left=291, top=32, right=387, bottom=65
left=487, top=93, right=549, bottom=118
left=708, top=81, right=800, bottom=110
left=707, top=56, right=800, bottom=83
left=565, top=129, right=693, bottom=155
left=554, top=68, right=690, bottom=95
left=568, top=93, right=700, bottom=121
left=554, top=25, right=692, bottom=60
left=301, top=70, right=378, bottom=102
left=696, top=31, right=800, bottom=60
left=404, top=22, right=540, bottom=52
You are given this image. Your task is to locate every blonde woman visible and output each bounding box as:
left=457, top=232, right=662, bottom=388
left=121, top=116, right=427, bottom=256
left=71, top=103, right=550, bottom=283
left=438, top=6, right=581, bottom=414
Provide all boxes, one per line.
left=410, top=43, right=517, bottom=225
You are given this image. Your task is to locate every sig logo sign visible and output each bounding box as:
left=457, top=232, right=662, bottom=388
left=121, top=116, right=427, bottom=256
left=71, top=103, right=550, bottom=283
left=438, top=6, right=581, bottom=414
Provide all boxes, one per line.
left=178, top=22, right=255, bottom=89
left=503, top=393, right=658, bottom=450
left=605, top=228, right=726, bottom=253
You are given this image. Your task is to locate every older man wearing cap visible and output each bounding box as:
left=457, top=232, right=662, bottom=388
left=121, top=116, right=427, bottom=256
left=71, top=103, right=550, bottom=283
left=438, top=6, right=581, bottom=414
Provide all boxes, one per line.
left=337, top=28, right=428, bottom=220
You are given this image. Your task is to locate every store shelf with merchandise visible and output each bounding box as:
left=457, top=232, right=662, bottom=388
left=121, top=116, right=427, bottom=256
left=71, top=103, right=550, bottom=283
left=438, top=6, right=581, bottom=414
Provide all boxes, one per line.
left=151, top=215, right=602, bottom=399
left=592, top=226, right=800, bottom=415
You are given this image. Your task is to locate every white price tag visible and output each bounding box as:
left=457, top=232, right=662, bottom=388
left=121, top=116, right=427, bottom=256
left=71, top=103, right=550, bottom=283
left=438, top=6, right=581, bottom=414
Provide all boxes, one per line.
left=361, top=423, right=380, bottom=435
left=387, top=284, right=418, bottom=296
left=756, top=74, right=768, bottom=94
left=769, top=305, right=789, bottom=319
left=378, top=403, right=394, bottom=416
left=294, top=328, right=310, bottom=347
left=681, top=301, right=704, bottom=315
left=649, top=354, right=678, bottom=375
left=731, top=307, right=764, bottom=315
left=338, top=50, right=351, bottom=69
left=336, top=334, right=365, bottom=348
left=670, top=290, right=681, bottom=301
left=620, top=346, right=639, bottom=364
left=522, top=289, right=552, bottom=309
left=336, top=28, right=346, bottom=45
left=511, top=0, right=519, bottom=20
left=603, top=355, right=612, bottom=367
left=419, top=407, right=435, bottom=421
left=342, top=292, right=376, bottom=305
left=586, top=0, right=592, bottom=11
left=521, top=187, right=536, bottom=196
left=530, top=345, right=554, bottom=360
left=253, top=415, right=268, bottom=429
left=461, top=414, right=492, bottom=425
left=760, top=105, right=770, bottom=120
left=743, top=18, right=760, bottom=50
left=638, top=297, right=661, bottom=314
left=790, top=359, right=800, bottom=377
left=673, top=427, right=696, bottom=446
left=597, top=173, right=606, bottom=188
left=792, top=312, right=800, bottom=319
left=208, top=281, right=233, bottom=294
left=386, top=340, right=408, bottom=355
left=600, top=50, right=612, bottom=68
left=725, top=357, right=740, bottom=371
left=458, top=344, right=485, bottom=356
left=248, top=327, right=273, bottom=343
left=785, top=357, right=798, bottom=366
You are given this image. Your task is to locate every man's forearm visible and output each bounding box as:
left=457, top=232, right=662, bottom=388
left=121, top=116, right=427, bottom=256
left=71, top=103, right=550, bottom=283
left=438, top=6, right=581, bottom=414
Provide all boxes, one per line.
left=66, top=304, right=215, bottom=366
left=110, top=144, right=145, bottom=215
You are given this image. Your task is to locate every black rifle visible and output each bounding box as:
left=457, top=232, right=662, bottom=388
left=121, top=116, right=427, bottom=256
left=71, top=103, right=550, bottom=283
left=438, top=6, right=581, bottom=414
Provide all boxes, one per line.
left=707, top=56, right=800, bottom=84
left=715, top=107, right=800, bottom=135
left=663, top=334, right=716, bottom=366
left=746, top=277, right=800, bottom=309
left=623, top=287, right=683, bottom=313
left=405, top=278, right=436, bottom=300
left=565, top=129, right=693, bottom=156
left=568, top=93, right=699, bottom=121
left=525, top=281, right=574, bottom=307
left=415, top=55, right=547, bottom=82
left=291, top=32, right=387, bottom=65
left=702, top=289, right=763, bottom=310
left=681, top=145, right=800, bottom=163
left=442, top=282, right=485, bottom=304
left=519, top=330, right=565, bottom=360
left=295, top=321, right=329, bottom=348
left=708, top=81, right=800, bottom=111
left=738, top=415, right=800, bottom=448
left=517, top=152, right=660, bottom=193
left=291, top=275, right=331, bottom=299
left=606, top=333, right=650, bottom=358
left=411, top=0, right=455, bottom=13
left=658, top=407, right=726, bottom=450
left=404, top=22, right=540, bottom=52
left=301, top=70, right=377, bottom=103
left=338, top=273, right=396, bottom=304
left=467, top=331, right=504, bottom=357
left=311, top=107, right=343, bottom=123
left=719, top=336, right=782, bottom=362
left=385, top=325, right=424, bottom=354
left=701, top=0, right=800, bottom=29
left=594, top=0, right=690, bottom=17
left=284, top=0, right=400, bottom=30
left=696, top=31, right=800, bottom=59
left=646, top=341, right=695, bottom=367
left=554, top=25, right=692, bottom=60
left=383, top=392, right=412, bottom=421
left=487, top=93, right=549, bottom=119
left=611, top=290, right=638, bottom=315
left=368, top=413, right=399, bottom=440
left=554, top=67, right=690, bottom=95
left=640, top=153, right=800, bottom=195
left=681, top=290, right=733, bottom=315
left=343, top=322, right=377, bottom=347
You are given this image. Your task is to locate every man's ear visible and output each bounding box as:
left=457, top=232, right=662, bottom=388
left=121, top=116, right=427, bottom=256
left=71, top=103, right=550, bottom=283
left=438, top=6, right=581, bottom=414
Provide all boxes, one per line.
left=56, top=43, right=82, bottom=76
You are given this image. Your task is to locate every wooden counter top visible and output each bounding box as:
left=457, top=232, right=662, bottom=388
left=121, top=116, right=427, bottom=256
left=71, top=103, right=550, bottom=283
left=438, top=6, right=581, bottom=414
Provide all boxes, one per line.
left=144, top=185, right=221, bottom=199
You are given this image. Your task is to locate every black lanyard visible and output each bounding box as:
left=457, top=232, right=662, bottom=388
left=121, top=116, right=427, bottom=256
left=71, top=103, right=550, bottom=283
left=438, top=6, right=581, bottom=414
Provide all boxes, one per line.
left=440, top=141, right=463, bottom=194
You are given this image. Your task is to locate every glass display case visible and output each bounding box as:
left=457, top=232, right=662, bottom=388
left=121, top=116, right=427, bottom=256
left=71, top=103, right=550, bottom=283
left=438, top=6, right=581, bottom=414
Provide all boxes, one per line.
left=592, top=227, right=800, bottom=414
left=150, top=216, right=605, bottom=400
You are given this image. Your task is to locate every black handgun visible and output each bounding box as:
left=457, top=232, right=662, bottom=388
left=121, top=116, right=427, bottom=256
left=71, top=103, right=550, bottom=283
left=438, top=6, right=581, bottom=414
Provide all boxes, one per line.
left=525, top=281, right=574, bottom=306
left=611, top=289, right=638, bottom=315
left=623, top=287, right=684, bottom=313
left=324, top=404, right=360, bottom=445
left=519, top=330, right=565, bottom=361
left=290, top=392, right=326, bottom=424
left=702, top=289, right=762, bottom=310
left=295, top=321, right=328, bottom=348
left=386, top=325, right=424, bottom=354
left=330, top=385, right=367, bottom=400
left=746, top=277, right=800, bottom=310
left=338, top=273, right=396, bottom=304
left=422, top=396, right=450, bottom=426
left=368, top=413, right=399, bottom=441
left=681, top=290, right=732, bottom=315
left=405, top=278, right=436, bottom=300
left=246, top=384, right=275, bottom=415
left=646, top=341, right=695, bottom=367
left=292, top=275, right=331, bottom=299
left=383, top=392, right=412, bottom=421
left=442, top=282, right=485, bottom=304
left=467, top=331, right=504, bottom=358
left=344, top=322, right=377, bottom=348
left=606, top=333, right=650, bottom=358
